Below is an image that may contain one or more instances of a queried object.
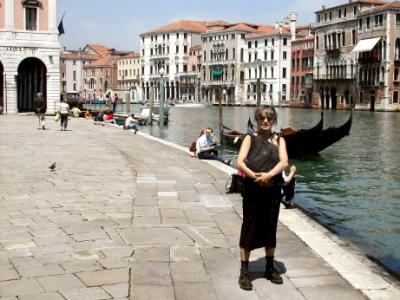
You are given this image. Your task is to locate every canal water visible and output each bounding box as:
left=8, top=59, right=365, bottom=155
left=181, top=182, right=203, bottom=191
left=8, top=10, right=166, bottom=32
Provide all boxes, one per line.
left=109, top=104, right=400, bottom=277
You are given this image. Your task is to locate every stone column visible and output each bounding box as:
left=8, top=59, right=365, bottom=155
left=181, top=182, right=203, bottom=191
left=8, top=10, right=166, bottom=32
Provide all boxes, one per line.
left=5, top=72, right=18, bottom=114
left=5, top=0, right=15, bottom=29
left=48, top=0, right=58, bottom=32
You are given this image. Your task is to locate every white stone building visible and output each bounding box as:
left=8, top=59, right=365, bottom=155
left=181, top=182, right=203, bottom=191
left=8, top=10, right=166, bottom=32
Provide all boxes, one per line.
left=244, top=25, right=293, bottom=106
left=139, top=20, right=207, bottom=102
left=0, top=0, right=60, bottom=114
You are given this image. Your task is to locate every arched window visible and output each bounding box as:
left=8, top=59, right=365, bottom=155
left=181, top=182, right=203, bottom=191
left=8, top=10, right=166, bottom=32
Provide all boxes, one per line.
left=395, top=39, right=400, bottom=60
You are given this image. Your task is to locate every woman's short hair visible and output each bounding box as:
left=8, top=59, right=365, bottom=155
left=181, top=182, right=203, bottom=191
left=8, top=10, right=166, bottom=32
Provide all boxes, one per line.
left=255, top=106, right=277, bottom=124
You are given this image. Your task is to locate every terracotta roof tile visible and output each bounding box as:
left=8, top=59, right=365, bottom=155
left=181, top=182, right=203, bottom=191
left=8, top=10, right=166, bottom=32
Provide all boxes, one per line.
left=142, top=20, right=208, bottom=35
left=84, top=44, right=111, bottom=57
left=61, top=52, right=98, bottom=60
left=119, top=52, right=140, bottom=59
left=84, top=56, right=116, bottom=68
left=221, top=23, right=259, bottom=33
left=205, top=20, right=230, bottom=27
left=246, top=27, right=290, bottom=40
left=292, top=35, right=314, bottom=43
left=358, top=1, right=400, bottom=14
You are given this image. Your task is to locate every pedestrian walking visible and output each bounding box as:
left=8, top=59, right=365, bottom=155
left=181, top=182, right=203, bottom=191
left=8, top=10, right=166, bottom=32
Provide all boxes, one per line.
left=58, top=97, right=70, bottom=131
left=112, top=93, right=118, bottom=112
left=236, top=106, right=289, bottom=290
left=33, top=92, right=46, bottom=130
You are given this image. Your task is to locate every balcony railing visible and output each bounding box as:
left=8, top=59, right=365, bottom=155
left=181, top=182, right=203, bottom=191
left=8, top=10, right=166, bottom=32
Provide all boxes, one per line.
left=314, top=73, right=354, bottom=80
left=358, top=81, right=380, bottom=87
left=358, top=55, right=381, bottom=64
left=325, top=48, right=340, bottom=57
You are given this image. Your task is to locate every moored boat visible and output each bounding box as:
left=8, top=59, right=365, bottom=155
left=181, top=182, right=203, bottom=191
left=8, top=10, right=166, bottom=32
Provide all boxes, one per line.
left=222, top=125, right=244, bottom=146
left=246, top=112, right=352, bottom=156
left=310, top=112, right=352, bottom=153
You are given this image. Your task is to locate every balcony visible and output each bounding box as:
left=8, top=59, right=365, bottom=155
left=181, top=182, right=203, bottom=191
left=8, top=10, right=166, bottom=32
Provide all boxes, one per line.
left=358, top=55, right=381, bottom=64
left=202, top=80, right=234, bottom=86
left=175, top=72, right=197, bottom=78
left=358, top=81, right=380, bottom=87
left=150, top=53, right=169, bottom=60
left=314, top=74, right=354, bottom=80
left=325, top=48, right=340, bottom=57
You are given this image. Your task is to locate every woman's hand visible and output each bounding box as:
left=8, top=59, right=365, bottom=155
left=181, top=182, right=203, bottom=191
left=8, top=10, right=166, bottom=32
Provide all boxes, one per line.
left=254, top=172, right=273, bottom=187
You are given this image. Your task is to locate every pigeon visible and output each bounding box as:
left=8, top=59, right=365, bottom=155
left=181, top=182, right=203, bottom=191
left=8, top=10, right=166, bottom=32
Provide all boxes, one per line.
left=49, top=162, right=56, bottom=171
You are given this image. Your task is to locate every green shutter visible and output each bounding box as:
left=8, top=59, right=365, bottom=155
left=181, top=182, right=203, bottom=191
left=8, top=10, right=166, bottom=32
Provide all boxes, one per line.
left=211, top=70, right=224, bottom=76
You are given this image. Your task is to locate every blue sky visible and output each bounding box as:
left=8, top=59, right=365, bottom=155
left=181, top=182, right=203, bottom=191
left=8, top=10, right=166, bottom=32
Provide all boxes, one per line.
left=58, top=0, right=343, bottom=51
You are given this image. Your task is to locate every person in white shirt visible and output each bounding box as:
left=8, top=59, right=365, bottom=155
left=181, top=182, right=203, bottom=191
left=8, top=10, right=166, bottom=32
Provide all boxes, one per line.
left=125, top=114, right=140, bottom=133
left=58, top=98, right=70, bottom=131
left=195, top=127, right=230, bottom=165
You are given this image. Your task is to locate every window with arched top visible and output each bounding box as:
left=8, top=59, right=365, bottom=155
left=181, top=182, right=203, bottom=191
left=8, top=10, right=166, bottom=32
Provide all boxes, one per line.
left=395, top=39, right=400, bottom=60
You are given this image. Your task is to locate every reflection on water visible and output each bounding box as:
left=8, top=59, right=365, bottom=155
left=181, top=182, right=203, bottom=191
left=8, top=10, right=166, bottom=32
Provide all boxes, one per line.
left=132, top=105, right=400, bottom=276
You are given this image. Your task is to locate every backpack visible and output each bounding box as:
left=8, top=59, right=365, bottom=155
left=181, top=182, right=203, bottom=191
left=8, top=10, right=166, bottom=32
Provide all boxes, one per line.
left=189, top=141, right=196, bottom=152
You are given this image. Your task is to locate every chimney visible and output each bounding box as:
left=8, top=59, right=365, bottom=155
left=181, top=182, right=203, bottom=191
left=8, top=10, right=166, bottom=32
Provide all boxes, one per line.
left=275, top=21, right=279, bottom=29
left=289, top=12, right=297, bottom=41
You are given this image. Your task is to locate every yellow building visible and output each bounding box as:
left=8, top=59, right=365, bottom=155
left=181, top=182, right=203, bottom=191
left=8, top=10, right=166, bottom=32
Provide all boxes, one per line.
left=117, top=52, right=141, bottom=102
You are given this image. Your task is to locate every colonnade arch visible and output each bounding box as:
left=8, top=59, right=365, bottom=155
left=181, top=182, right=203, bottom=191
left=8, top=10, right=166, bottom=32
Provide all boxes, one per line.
left=17, top=57, right=47, bottom=112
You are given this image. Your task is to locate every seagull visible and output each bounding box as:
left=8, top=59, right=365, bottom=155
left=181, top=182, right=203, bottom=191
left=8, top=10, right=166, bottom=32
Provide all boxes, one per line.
left=49, top=162, right=56, bottom=171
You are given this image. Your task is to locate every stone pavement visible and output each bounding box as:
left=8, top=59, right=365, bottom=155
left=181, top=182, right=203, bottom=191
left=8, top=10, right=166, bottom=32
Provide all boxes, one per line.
left=0, top=115, right=398, bottom=300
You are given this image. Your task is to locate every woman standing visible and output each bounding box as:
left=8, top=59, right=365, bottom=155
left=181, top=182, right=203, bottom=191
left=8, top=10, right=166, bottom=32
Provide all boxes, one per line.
left=236, top=106, right=288, bottom=290
left=59, top=98, right=70, bottom=131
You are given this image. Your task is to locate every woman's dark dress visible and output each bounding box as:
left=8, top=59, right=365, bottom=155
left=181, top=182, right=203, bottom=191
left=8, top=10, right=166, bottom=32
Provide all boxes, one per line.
left=239, top=134, right=282, bottom=251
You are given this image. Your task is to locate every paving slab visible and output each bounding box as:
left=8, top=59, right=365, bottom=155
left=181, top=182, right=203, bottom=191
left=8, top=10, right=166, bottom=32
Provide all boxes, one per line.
left=0, top=115, right=398, bottom=300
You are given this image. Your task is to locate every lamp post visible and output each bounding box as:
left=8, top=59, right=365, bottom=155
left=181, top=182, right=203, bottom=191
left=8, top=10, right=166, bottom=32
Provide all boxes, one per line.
left=159, top=67, right=165, bottom=129
left=219, top=88, right=226, bottom=144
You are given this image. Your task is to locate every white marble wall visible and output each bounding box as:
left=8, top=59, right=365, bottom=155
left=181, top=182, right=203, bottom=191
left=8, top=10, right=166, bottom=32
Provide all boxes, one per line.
left=0, top=0, right=60, bottom=114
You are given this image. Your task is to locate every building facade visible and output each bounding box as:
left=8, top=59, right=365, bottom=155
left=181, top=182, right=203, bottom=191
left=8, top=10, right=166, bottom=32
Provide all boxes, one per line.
left=82, top=45, right=123, bottom=101
left=0, top=0, right=60, bottom=114
left=201, top=23, right=248, bottom=104
left=116, top=52, right=141, bottom=102
left=244, top=27, right=293, bottom=106
left=291, top=35, right=314, bottom=106
left=139, top=20, right=208, bottom=103
left=181, top=45, right=201, bottom=102
left=201, top=15, right=296, bottom=105
left=60, top=49, right=98, bottom=102
left=312, top=0, right=385, bottom=110
left=354, top=2, right=400, bottom=111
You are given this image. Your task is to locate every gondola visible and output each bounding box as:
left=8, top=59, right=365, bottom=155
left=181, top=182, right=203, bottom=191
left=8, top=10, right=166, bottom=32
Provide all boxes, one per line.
left=222, top=125, right=244, bottom=146
left=310, top=112, right=352, bottom=153
left=245, top=113, right=324, bottom=156
left=246, top=112, right=352, bottom=156
left=281, top=112, right=324, bottom=157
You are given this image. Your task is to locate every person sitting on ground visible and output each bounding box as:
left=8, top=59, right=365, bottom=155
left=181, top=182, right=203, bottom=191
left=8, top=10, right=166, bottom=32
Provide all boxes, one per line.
left=84, top=109, right=93, bottom=120
left=71, top=106, right=81, bottom=118
left=281, top=165, right=297, bottom=209
left=189, top=129, right=205, bottom=154
left=104, top=111, right=115, bottom=123
left=94, top=110, right=105, bottom=122
left=125, top=113, right=140, bottom=133
left=195, top=127, right=231, bottom=165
